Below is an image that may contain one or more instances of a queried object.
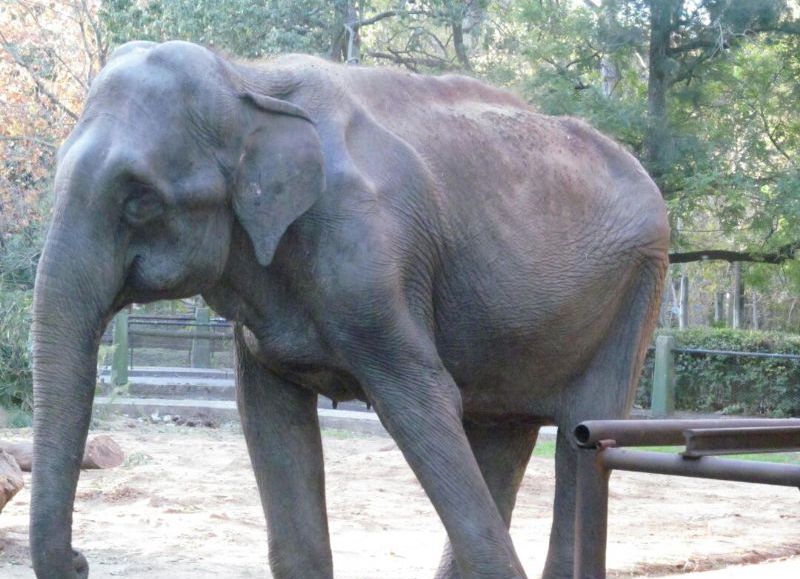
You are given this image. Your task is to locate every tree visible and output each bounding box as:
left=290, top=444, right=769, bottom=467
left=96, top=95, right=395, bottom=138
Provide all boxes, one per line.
left=99, top=0, right=338, bottom=58
left=1, top=0, right=105, bottom=241
left=98, top=1, right=493, bottom=72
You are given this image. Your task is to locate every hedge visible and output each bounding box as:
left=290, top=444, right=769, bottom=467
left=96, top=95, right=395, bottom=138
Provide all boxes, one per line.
left=637, top=328, right=800, bottom=417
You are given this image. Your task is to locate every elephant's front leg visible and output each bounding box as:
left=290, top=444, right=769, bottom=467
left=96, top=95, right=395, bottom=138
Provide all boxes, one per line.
left=234, top=327, right=333, bottom=579
left=350, top=331, right=527, bottom=578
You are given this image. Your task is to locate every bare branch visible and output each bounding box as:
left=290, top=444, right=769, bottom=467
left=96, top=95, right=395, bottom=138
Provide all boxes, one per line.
left=75, top=2, right=97, bottom=85
left=357, top=10, right=397, bottom=29
left=366, top=49, right=455, bottom=72
left=80, top=0, right=108, bottom=68
left=355, top=8, right=429, bottom=30
left=669, top=51, right=714, bottom=86
left=670, top=242, right=800, bottom=264
left=0, top=135, right=58, bottom=150
left=758, top=108, right=793, bottom=163
left=0, top=31, right=79, bottom=120
left=667, top=37, right=721, bottom=55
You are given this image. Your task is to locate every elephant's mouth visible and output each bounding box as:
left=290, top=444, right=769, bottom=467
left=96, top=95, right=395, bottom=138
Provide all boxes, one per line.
left=121, top=254, right=170, bottom=304
left=121, top=253, right=201, bottom=304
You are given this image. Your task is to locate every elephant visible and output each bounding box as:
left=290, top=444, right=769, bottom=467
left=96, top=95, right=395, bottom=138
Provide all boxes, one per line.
left=30, top=40, right=669, bottom=579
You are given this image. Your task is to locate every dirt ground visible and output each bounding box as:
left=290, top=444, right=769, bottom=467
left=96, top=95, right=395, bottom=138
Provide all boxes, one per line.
left=1, top=419, right=798, bottom=578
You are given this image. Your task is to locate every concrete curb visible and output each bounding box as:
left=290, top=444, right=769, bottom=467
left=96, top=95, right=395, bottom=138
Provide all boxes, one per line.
left=94, top=397, right=390, bottom=437
left=94, top=397, right=558, bottom=440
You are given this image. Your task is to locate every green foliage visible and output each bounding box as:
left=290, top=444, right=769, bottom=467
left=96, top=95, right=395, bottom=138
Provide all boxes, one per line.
left=0, top=284, right=33, bottom=412
left=0, top=223, right=43, bottom=413
left=638, top=328, right=800, bottom=417
left=0, top=223, right=43, bottom=291
left=99, top=0, right=338, bottom=57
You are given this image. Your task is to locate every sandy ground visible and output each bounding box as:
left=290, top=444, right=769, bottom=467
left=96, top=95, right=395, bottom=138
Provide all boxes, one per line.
left=1, top=419, right=798, bottom=578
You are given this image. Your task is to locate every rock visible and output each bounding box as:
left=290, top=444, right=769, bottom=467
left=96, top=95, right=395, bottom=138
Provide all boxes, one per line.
left=0, top=449, right=24, bottom=513
left=0, top=435, right=125, bottom=471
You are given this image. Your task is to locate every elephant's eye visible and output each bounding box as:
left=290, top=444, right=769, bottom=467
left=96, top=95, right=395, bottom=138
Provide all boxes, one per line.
left=123, top=182, right=165, bottom=226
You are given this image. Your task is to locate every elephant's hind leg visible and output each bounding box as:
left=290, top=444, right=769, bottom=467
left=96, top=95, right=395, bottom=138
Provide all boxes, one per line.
left=544, top=261, right=666, bottom=579
left=434, top=421, right=540, bottom=579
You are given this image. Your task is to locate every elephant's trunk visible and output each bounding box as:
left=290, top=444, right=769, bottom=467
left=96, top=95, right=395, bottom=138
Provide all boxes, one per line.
left=30, top=219, right=121, bottom=578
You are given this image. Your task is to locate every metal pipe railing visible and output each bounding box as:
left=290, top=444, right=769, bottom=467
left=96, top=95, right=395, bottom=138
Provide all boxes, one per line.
left=574, top=418, right=800, bottom=447
left=601, top=448, right=800, bottom=486
left=572, top=418, right=800, bottom=579
left=683, top=426, right=800, bottom=456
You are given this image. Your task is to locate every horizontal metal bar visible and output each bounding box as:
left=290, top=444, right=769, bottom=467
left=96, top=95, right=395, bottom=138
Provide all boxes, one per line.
left=645, top=345, right=800, bottom=361
left=128, top=329, right=233, bottom=340
left=128, top=314, right=195, bottom=321
left=600, top=448, right=800, bottom=487
left=683, top=426, right=800, bottom=457
left=674, top=347, right=800, bottom=360
left=574, top=418, right=800, bottom=448
left=128, top=320, right=230, bottom=328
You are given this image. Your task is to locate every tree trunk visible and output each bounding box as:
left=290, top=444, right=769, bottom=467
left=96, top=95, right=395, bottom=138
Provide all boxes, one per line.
left=732, top=262, right=744, bottom=329
left=751, top=293, right=759, bottom=331
left=345, top=1, right=361, bottom=63
left=714, top=291, right=725, bottom=326
left=679, top=271, right=689, bottom=329
left=0, top=436, right=124, bottom=472
left=601, top=56, right=620, bottom=97
left=658, top=275, right=672, bottom=326
left=329, top=0, right=348, bottom=61
left=727, top=291, right=734, bottom=327
left=330, top=0, right=361, bottom=63
left=452, top=19, right=472, bottom=70
left=0, top=449, right=24, bottom=513
left=645, top=0, right=681, bottom=187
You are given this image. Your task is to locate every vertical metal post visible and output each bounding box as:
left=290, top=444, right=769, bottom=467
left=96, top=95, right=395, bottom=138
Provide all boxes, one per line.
left=111, top=310, right=129, bottom=386
left=191, top=306, right=211, bottom=368
left=651, top=335, right=675, bottom=417
left=574, top=447, right=610, bottom=579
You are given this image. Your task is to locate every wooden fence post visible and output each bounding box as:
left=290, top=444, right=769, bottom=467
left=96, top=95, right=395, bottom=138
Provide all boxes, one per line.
left=191, top=307, right=211, bottom=368
left=651, top=335, right=675, bottom=417
left=111, top=310, right=129, bottom=386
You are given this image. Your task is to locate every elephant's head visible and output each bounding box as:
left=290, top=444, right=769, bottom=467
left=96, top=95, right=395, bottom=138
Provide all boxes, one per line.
left=30, top=40, right=324, bottom=577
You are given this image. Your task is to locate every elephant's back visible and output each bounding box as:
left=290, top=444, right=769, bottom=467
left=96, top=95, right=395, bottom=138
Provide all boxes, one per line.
left=291, top=61, right=669, bottom=412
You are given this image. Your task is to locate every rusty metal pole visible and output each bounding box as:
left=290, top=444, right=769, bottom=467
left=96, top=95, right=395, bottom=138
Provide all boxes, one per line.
left=574, top=447, right=610, bottom=579
left=574, top=418, right=800, bottom=448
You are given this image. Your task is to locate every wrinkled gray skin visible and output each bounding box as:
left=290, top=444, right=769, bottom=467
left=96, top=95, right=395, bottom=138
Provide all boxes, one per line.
left=31, top=40, right=669, bottom=578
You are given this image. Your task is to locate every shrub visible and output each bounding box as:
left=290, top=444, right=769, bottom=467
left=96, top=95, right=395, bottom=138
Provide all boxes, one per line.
left=0, top=285, right=34, bottom=412
left=637, top=327, right=800, bottom=417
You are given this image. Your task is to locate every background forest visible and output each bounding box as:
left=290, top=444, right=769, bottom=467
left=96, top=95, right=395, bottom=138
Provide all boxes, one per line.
left=2, top=0, right=800, bottom=416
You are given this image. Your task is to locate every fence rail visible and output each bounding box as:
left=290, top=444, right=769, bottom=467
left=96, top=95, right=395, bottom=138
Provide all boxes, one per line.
left=107, top=310, right=234, bottom=385
left=650, top=335, right=800, bottom=417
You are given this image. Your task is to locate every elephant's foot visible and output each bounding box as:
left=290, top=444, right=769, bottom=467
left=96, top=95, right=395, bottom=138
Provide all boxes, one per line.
left=540, top=558, right=572, bottom=579
left=73, top=549, right=89, bottom=579
left=433, top=541, right=459, bottom=579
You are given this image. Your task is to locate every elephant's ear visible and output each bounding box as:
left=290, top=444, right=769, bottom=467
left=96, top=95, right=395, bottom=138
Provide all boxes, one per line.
left=234, top=93, right=325, bottom=267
